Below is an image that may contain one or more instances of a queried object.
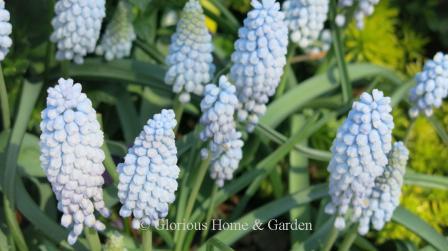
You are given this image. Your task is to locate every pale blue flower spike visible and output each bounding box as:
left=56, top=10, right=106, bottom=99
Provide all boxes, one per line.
left=50, top=0, right=106, bottom=64
left=40, top=78, right=110, bottom=245
left=230, top=0, right=289, bottom=132
left=409, top=52, right=448, bottom=118
left=325, top=89, right=395, bottom=233
left=358, top=141, right=409, bottom=235
left=165, top=0, right=215, bottom=104
left=0, top=0, right=12, bottom=61
left=337, top=0, right=380, bottom=29
left=117, top=109, right=180, bottom=229
left=282, top=0, right=331, bottom=53
left=96, top=1, right=136, bottom=61
left=199, top=76, right=244, bottom=187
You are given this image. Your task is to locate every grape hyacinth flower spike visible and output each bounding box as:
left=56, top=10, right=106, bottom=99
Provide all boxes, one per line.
left=336, top=0, right=379, bottom=29
left=50, top=0, right=106, bottom=64
left=164, top=0, right=215, bottom=103
left=199, top=76, right=244, bottom=187
left=117, top=109, right=180, bottom=229
left=231, top=0, right=289, bottom=132
left=325, top=89, right=394, bottom=231
left=358, top=142, right=409, bottom=235
left=282, top=0, right=330, bottom=53
left=0, top=0, right=12, bottom=61
left=409, top=52, right=448, bottom=118
left=40, top=78, right=110, bottom=245
left=96, top=1, right=136, bottom=61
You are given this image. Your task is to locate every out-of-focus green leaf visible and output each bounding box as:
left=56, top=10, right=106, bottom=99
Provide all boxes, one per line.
left=206, top=238, right=235, bottom=251
left=392, top=207, right=448, bottom=251
left=61, top=59, right=171, bottom=94
left=263, top=63, right=403, bottom=128
left=115, top=87, right=141, bottom=144
left=14, top=175, right=89, bottom=250
left=404, top=171, right=448, bottom=190
left=198, top=184, right=328, bottom=250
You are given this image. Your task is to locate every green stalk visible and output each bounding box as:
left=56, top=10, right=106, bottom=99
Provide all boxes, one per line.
left=173, top=96, right=184, bottom=134
left=330, top=0, right=351, bottom=104
left=97, top=115, right=119, bottom=184
left=0, top=65, right=10, bottom=130
left=200, top=184, right=218, bottom=243
left=338, top=225, right=358, bottom=251
left=175, top=156, right=211, bottom=251
left=322, top=226, right=339, bottom=251
left=142, top=229, right=153, bottom=251
left=289, top=115, right=311, bottom=247
left=2, top=80, right=42, bottom=251
left=84, top=228, right=101, bottom=251
left=175, top=135, right=199, bottom=241
left=3, top=196, right=27, bottom=251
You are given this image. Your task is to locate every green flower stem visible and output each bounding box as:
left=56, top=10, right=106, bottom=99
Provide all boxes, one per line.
left=338, top=225, right=358, bottom=251
left=173, top=96, right=184, bottom=134
left=200, top=184, right=218, bottom=243
left=97, top=115, right=119, bottom=184
left=175, top=134, right=200, bottom=242
left=142, top=229, right=153, bottom=251
left=175, top=156, right=211, bottom=251
left=322, top=225, right=339, bottom=251
left=275, top=43, right=296, bottom=99
left=289, top=115, right=311, bottom=245
left=0, top=65, right=10, bottom=130
left=3, top=196, right=27, bottom=251
left=330, top=0, right=351, bottom=104
left=84, top=228, right=101, bottom=251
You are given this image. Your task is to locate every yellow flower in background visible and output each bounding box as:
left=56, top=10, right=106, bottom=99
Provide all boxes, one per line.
left=200, top=0, right=219, bottom=33
left=344, top=0, right=427, bottom=76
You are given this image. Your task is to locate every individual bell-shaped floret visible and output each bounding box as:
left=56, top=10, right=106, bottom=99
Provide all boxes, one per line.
left=96, top=1, right=136, bottom=61
left=40, top=78, right=110, bottom=245
left=199, top=76, right=244, bottom=187
left=50, top=0, right=106, bottom=64
left=336, top=0, right=379, bottom=29
left=117, top=109, right=180, bottom=229
left=325, top=89, right=394, bottom=231
left=282, top=0, right=329, bottom=52
left=164, top=0, right=215, bottom=103
left=357, top=142, right=408, bottom=235
left=0, top=0, right=12, bottom=61
left=409, top=52, right=448, bottom=118
left=230, top=0, right=289, bottom=132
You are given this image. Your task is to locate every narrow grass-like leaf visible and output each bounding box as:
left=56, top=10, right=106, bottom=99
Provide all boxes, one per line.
left=404, top=171, right=448, bottom=190
left=0, top=65, right=10, bottom=130
left=262, top=63, right=403, bottom=128
left=197, top=184, right=328, bottom=250
left=115, top=87, right=141, bottom=144
left=427, top=116, right=448, bottom=146
left=3, top=80, right=43, bottom=203
left=206, top=238, right=235, bottom=251
left=61, top=59, right=171, bottom=93
left=392, top=207, right=448, bottom=251
left=256, top=123, right=332, bottom=161
left=15, top=176, right=89, bottom=251
left=134, top=39, right=166, bottom=64
left=354, top=237, right=378, bottom=251
left=296, top=216, right=334, bottom=251
left=329, top=0, right=351, bottom=104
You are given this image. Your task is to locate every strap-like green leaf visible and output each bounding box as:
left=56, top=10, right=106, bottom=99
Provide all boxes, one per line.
left=262, top=63, right=403, bottom=128
left=392, top=207, right=448, bottom=251
left=198, top=184, right=328, bottom=250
